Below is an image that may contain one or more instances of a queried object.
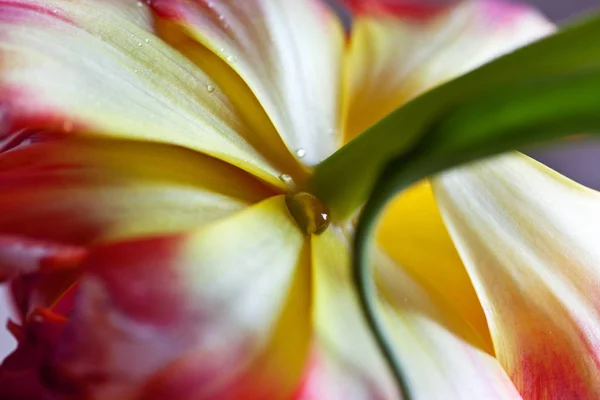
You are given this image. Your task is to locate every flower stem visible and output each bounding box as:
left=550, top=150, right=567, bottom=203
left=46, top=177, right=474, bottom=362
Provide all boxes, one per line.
left=353, top=174, right=414, bottom=400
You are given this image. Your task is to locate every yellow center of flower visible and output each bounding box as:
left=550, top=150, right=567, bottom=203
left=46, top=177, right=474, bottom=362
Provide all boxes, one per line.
left=285, top=191, right=330, bottom=235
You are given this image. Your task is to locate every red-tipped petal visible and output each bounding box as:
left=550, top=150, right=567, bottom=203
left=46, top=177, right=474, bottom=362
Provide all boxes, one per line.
left=0, top=0, right=282, bottom=185
left=342, top=0, right=458, bottom=19
left=434, top=154, right=600, bottom=399
left=307, top=230, right=521, bottom=399
left=47, top=197, right=311, bottom=399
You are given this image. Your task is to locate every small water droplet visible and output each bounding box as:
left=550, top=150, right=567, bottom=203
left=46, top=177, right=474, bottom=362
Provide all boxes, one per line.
left=295, top=148, right=306, bottom=158
left=218, top=14, right=225, bottom=21
left=137, top=42, right=143, bottom=47
left=279, top=174, right=294, bottom=185
left=206, top=1, right=214, bottom=8
left=226, top=55, right=237, bottom=62
left=327, top=128, right=338, bottom=135
left=219, top=47, right=226, bottom=53
left=206, top=84, right=215, bottom=93
left=63, top=120, right=73, bottom=132
left=144, top=38, right=150, bottom=43
left=52, top=8, right=58, bottom=13
left=285, top=192, right=330, bottom=236
left=134, top=68, right=139, bottom=73
left=136, top=1, right=143, bottom=7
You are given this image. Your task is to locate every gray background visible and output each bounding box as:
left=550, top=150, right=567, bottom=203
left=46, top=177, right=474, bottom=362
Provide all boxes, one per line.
left=523, top=0, right=600, bottom=190
left=330, top=0, right=600, bottom=188
left=0, top=0, right=599, bottom=360
left=527, top=0, right=600, bottom=22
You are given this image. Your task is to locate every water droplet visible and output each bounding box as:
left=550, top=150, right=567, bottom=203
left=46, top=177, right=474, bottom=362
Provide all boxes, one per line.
left=285, top=192, right=330, bottom=236
left=63, top=120, right=73, bottom=132
left=218, top=15, right=225, bottom=21
left=144, top=38, right=150, bottom=43
left=206, top=1, right=214, bottom=8
left=295, top=148, right=306, bottom=158
left=206, top=84, right=216, bottom=93
left=279, top=174, right=294, bottom=185
left=134, top=68, right=139, bottom=73
left=53, top=8, right=58, bottom=13
left=219, top=47, right=226, bottom=53
left=136, top=1, right=143, bottom=7
left=327, top=128, right=338, bottom=135
left=137, top=42, right=143, bottom=47
left=226, top=55, right=237, bottom=62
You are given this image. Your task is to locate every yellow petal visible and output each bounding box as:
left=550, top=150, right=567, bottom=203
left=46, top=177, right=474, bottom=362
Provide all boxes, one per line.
left=433, top=153, right=600, bottom=399
left=378, top=180, right=492, bottom=350
left=343, top=0, right=553, bottom=140
left=308, top=229, right=520, bottom=399
left=0, top=0, right=282, bottom=186
left=53, top=196, right=311, bottom=399
left=0, top=137, right=274, bottom=248
left=151, top=0, right=346, bottom=165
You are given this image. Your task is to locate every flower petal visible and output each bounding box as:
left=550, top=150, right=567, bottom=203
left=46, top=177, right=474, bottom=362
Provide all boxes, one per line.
left=378, top=180, right=492, bottom=349
left=306, top=230, right=520, bottom=399
left=47, top=196, right=311, bottom=399
left=150, top=0, right=346, bottom=165
left=0, top=309, right=67, bottom=399
left=342, top=0, right=457, bottom=20
left=433, top=154, right=600, bottom=399
left=0, top=0, right=282, bottom=185
left=0, top=137, right=274, bottom=280
left=343, top=0, right=553, bottom=140
left=0, top=137, right=273, bottom=240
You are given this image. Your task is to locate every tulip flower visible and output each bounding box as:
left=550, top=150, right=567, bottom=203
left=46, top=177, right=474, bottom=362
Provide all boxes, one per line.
left=1, top=0, right=600, bottom=399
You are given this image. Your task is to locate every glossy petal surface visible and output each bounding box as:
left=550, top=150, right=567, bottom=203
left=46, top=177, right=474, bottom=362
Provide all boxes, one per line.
left=378, top=180, right=491, bottom=349
left=306, top=230, right=520, bottom=399
left=0, top=0, right=282, bottom=185
left=0, top=137, right=273, bottom=248
left=434, top=154, right=600, bottom=399
left=151, top=0, right=346, bottom=165
left=51, top=196, right=311, bottom=399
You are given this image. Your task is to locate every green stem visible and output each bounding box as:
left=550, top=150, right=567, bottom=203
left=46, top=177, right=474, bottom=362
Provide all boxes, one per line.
left=310, top=12, right=600, bottom=220
left=348, top=69, right=600, bottom=400
left=353, top=173, right=415, bottom=400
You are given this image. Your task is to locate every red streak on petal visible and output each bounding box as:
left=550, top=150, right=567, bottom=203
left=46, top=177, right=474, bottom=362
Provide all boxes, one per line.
left=343, top=0, right=458, bottom=20
left=148, top=0, right=183, bottom=20
left=292, top=347, right=388, bottom=400
left=479, top=0, right=534, bottom=26
left=0, top=86, right=87, bottom=138
left=514, top=330, right=599, bottom=400
left=139, top=342, right=293, bottom=400
left=0, top=235, right=87, bottom=281
left=0, top=0, right=73, bottom=24
left=51, top=282, right=79, bottom=316
left=9, top=269, right=81, bottom=320
left=29, top=307, right=68, bottom=325
left=84, top=236, right=188, bottom=325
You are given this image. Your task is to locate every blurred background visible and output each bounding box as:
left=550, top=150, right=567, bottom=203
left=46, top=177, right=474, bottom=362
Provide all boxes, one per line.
left=524, top=0, right=600, bottom=190
left=0, top=0, right=600, bottom=361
